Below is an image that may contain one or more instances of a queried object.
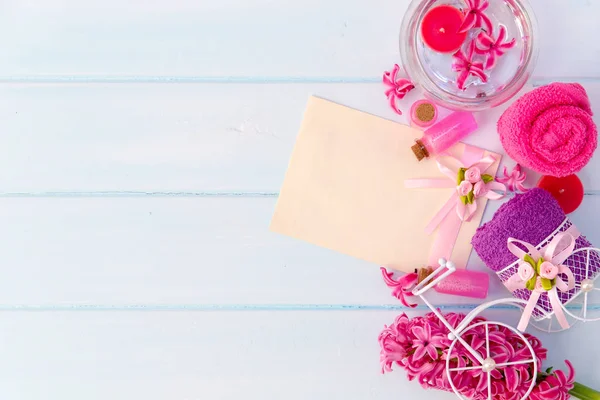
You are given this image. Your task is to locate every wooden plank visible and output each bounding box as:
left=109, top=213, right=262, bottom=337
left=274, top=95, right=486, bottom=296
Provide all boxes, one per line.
left=1, top=82, right=600, bottom=193
left=0, top=310, right=597, bottom=399
left=0, top=0, right=597, bottom=79
left=0, top=195, right=598, bottom=306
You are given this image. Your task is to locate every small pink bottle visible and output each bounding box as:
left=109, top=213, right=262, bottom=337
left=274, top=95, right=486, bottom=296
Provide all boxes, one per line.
left=411, top=111, right=478, bottom=161
left=419, top=263, right=489, bottom=299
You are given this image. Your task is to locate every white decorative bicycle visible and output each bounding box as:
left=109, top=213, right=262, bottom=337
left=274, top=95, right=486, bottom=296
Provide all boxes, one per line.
left=412, top=259, right=563, bottom=400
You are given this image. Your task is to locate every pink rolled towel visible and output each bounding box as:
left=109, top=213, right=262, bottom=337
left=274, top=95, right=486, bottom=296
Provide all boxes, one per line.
left=498, top=83, right=597, bottom=177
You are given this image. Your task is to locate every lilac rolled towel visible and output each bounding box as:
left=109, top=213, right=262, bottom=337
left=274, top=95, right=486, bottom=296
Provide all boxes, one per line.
left=472, top=188, right=600, bottom=316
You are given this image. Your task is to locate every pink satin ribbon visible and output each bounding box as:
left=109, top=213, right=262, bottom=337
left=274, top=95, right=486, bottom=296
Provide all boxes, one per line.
left=505, top=232, right=577, bottom=331
left=405, top=152, right=506, bottom=266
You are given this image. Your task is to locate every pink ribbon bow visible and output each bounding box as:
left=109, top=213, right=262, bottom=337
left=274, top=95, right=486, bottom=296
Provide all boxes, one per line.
left=505, top=232, right=577, bottom=331
left=405, top=153, right=506, bottom=266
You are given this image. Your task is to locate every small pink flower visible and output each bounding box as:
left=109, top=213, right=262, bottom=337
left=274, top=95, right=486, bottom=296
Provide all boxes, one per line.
left=530, top=360, right=575, bottom=400
left=404, top=358, right=435, bottom=383
left=475, top=24, right=517, bottom=70
left=444, top=313, right=466, bottom=330
left=464, top=167, right=482, bottom=183
left=534, top=276, right=545, bottom=292
left=380, top=268, right=418, bottom=308
left=383, top=64, right=415, bottom=115
left=517, top=262, right=535, bottom=281
left=379, top=326, right=408, bottom=373
left=419, top=362, right=446, bottom=389
left=459, top=0, right=493, bottom=34
left=452, top=41, right=488, bottom=90
left=539, top=261, right=559, bottom=280
left=524, top=333, right=547, bottom=367
left=472, top=181, right=488, bottom=198
left=390, top=313, right=411, bottom=345
left=457, top=180, right=473, bottom=196
left=497, top=164, right=528, bottom=193
left=411, top=323, right=444, bottom=361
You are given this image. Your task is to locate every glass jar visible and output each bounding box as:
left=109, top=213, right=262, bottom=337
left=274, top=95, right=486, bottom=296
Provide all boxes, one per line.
left=400, top=0, right=538, bottom=111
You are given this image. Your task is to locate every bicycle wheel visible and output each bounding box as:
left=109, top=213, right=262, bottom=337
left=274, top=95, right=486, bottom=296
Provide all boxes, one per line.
left=560, top=247, right=600, bottom=323
left=446, top=321, right=537, bottom=400
left=528, top=304, right=581, bottom=333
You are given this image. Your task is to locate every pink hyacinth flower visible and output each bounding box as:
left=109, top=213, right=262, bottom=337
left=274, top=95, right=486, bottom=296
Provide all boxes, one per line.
left=380, top=267, right=418, bottom=308
left=383, top=64, right=415, bottom=115
left=378, top=326, right=407, bottom=373
left=411, top=323, right=445, bottom=361
left=475, top=24, right=517, bottom=70
left=496, top=164, right=528, bottom=192
left=459, top=0, right=493, bottom=34
left=452, top=41, right=488, bottom=90
left=530, top=360, right=575, bottom=400
left=378, top=311, right=557, bottom=400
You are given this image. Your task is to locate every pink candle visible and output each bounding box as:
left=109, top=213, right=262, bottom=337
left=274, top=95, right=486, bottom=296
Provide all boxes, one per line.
left=537, top=175, right=584, bottom=215
left=420, top=5, right=467, bottom=53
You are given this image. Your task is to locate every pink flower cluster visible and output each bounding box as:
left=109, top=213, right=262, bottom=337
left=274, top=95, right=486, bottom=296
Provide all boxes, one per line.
left=518, top=259, right=560, bottom=293
left=530, top=361, right=575, bottom=400
left=452, top=0, right=516, bottom=90
left=379, top=312, right=556, bottom=399
left=457, top=166, right=490, bottom=199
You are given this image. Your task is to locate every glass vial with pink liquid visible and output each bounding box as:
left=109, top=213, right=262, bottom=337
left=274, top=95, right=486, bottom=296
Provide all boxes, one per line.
left=411, top=111, right=478, bottom=161
left=419, top=263, right=489, bottom=299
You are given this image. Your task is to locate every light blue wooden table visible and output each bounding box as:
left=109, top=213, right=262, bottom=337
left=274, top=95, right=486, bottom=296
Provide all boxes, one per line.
left=0, top=1, right=599, bottom=399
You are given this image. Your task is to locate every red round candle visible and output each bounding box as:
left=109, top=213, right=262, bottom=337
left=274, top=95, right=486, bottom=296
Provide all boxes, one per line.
left=537, top=175, right=584, bottom=215
left=420, top=5, right=467, bottom=53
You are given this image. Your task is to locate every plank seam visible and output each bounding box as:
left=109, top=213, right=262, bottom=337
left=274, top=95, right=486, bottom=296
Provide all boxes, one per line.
left=0, top=76, right=597, bottom=84
left=0, top=191, right=599, bottom=198
left=0, top=304, right=597, bottom=311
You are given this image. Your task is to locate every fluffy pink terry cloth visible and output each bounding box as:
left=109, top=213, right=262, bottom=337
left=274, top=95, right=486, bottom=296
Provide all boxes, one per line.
left=497, top=82, right=597, bottom=177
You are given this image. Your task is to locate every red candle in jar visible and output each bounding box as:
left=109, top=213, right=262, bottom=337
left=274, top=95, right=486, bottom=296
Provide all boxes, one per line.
left=420, top=5, right=467, bottom=53
left=537, top=175, right=584, bottom=215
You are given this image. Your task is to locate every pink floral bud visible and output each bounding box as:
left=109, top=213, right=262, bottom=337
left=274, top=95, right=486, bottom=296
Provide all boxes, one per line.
left=530, top=360, right=575, bottom=400
left=378, top=327, right=408, bottom=373
left=472, top=181, right=489, bottom=198
left=517, top=262, right=534, bottom=281
left=534, top=276, right=544, bottom=292
left=457, top=180, right=473, bottom=196
left=464, top=167, right=482, bottom=183
left=539, top=261, right=559, bottom=280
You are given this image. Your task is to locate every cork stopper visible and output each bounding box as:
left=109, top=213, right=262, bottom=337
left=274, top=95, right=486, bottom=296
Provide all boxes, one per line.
left=415, top=103, right=436, bottom=122
left=417, top=267, right=434, bottom=283
left=411, top=140, right=429, bottom=161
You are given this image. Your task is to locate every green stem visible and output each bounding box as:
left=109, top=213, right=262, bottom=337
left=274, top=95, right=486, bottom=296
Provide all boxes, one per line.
left=570, top=382, right=600, bottom=400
